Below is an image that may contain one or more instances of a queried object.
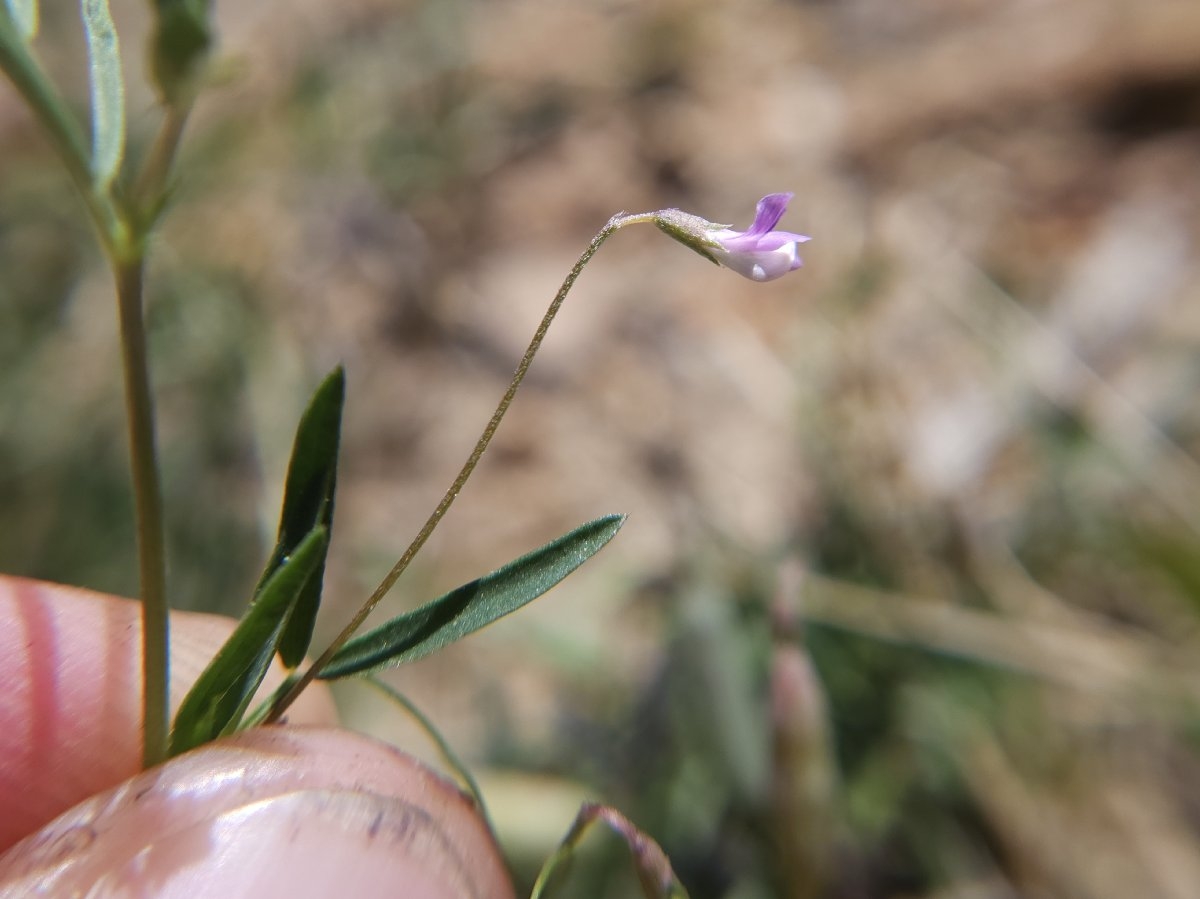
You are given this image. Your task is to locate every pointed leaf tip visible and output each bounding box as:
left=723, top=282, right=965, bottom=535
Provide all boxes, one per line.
left=319, top=514, right=625, bottom=680
left=258, top=366, right=345, bottom=668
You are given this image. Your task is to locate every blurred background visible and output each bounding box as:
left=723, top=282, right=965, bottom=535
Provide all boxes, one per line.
left=3, top=0, right=1200, bottom=896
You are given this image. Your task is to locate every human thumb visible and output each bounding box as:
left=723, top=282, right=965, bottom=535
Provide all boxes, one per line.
left=0, top=726, right=515, bottom=898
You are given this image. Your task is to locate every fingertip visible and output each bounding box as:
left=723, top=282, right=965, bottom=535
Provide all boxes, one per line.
left=0, top=728, right=514, bottom=899
left=0, top=576, right=338, bottom=851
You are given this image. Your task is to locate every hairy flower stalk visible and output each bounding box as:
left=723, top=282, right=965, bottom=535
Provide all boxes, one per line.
left=269, top=193, right=808, bottom=722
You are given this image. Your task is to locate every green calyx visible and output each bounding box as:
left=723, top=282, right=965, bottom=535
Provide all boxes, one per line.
left=653, top=208, right=726, bottom=266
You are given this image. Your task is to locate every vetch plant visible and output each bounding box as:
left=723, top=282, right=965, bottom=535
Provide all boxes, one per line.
left=252, top=195, right=810, bottom=732
left=0, top=2, right=808, bottom=895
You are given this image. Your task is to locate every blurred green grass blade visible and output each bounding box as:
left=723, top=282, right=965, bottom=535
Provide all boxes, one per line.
left=531, top=803, right=689, bottom=899
left=257, top=366, right=344, bottom=668
left=3, top=0, right=38, bottom=41
left=1126, top=524, right=1200, bottom=616
left=319, top=514, right=625, bottom=680
left=169, top=526, right=328, bottom=757
left=79, top=0, right=123, bottom=189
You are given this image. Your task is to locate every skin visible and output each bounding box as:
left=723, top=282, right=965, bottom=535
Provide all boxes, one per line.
left=0, top=576, right=515, bottom=898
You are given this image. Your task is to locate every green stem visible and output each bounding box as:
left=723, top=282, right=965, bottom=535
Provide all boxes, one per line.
left=0, top=14, right=189, bottom=769
left=365, top=677, right=489, bottom=817
left=130, top=101, right=192, bottom=222
left=0, top=14, right=128, bottom=256
left=116, top=259, right=169, bottom=769
left=121, top=105, right=193, bottom=770
left=264, top=212, right=656, bottom=723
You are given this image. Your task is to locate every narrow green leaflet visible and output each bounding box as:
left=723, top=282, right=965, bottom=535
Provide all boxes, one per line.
left=319, top=514, right=625, bottom=680
left=3, top=0, right=38, bottom=41
left=79, top=0, right=123, bottom=189
left=169, top=526, right=328, bottom=757
left=256, top=366, right=344, bottom=668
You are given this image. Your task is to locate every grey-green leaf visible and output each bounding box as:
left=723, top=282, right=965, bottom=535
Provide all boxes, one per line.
left=169, top=526, right=328, bottom=757
left=3, top=0, right=38, bottom=41
left=256, top=366, right=344, bottom=668
left=319, top=514, right=625, bottom=680
left=79, top=0, right=123, bottom=189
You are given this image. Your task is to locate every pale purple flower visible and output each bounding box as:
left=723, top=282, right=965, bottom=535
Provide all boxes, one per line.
left=653, top=192, right=811, bottom=282
left=707, top=193, right=811, bottom=281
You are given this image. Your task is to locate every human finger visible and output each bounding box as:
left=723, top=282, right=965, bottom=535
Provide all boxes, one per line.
left=0, top=575, right=338, bottom=850
left=0, top=726, right=514, bottom=899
